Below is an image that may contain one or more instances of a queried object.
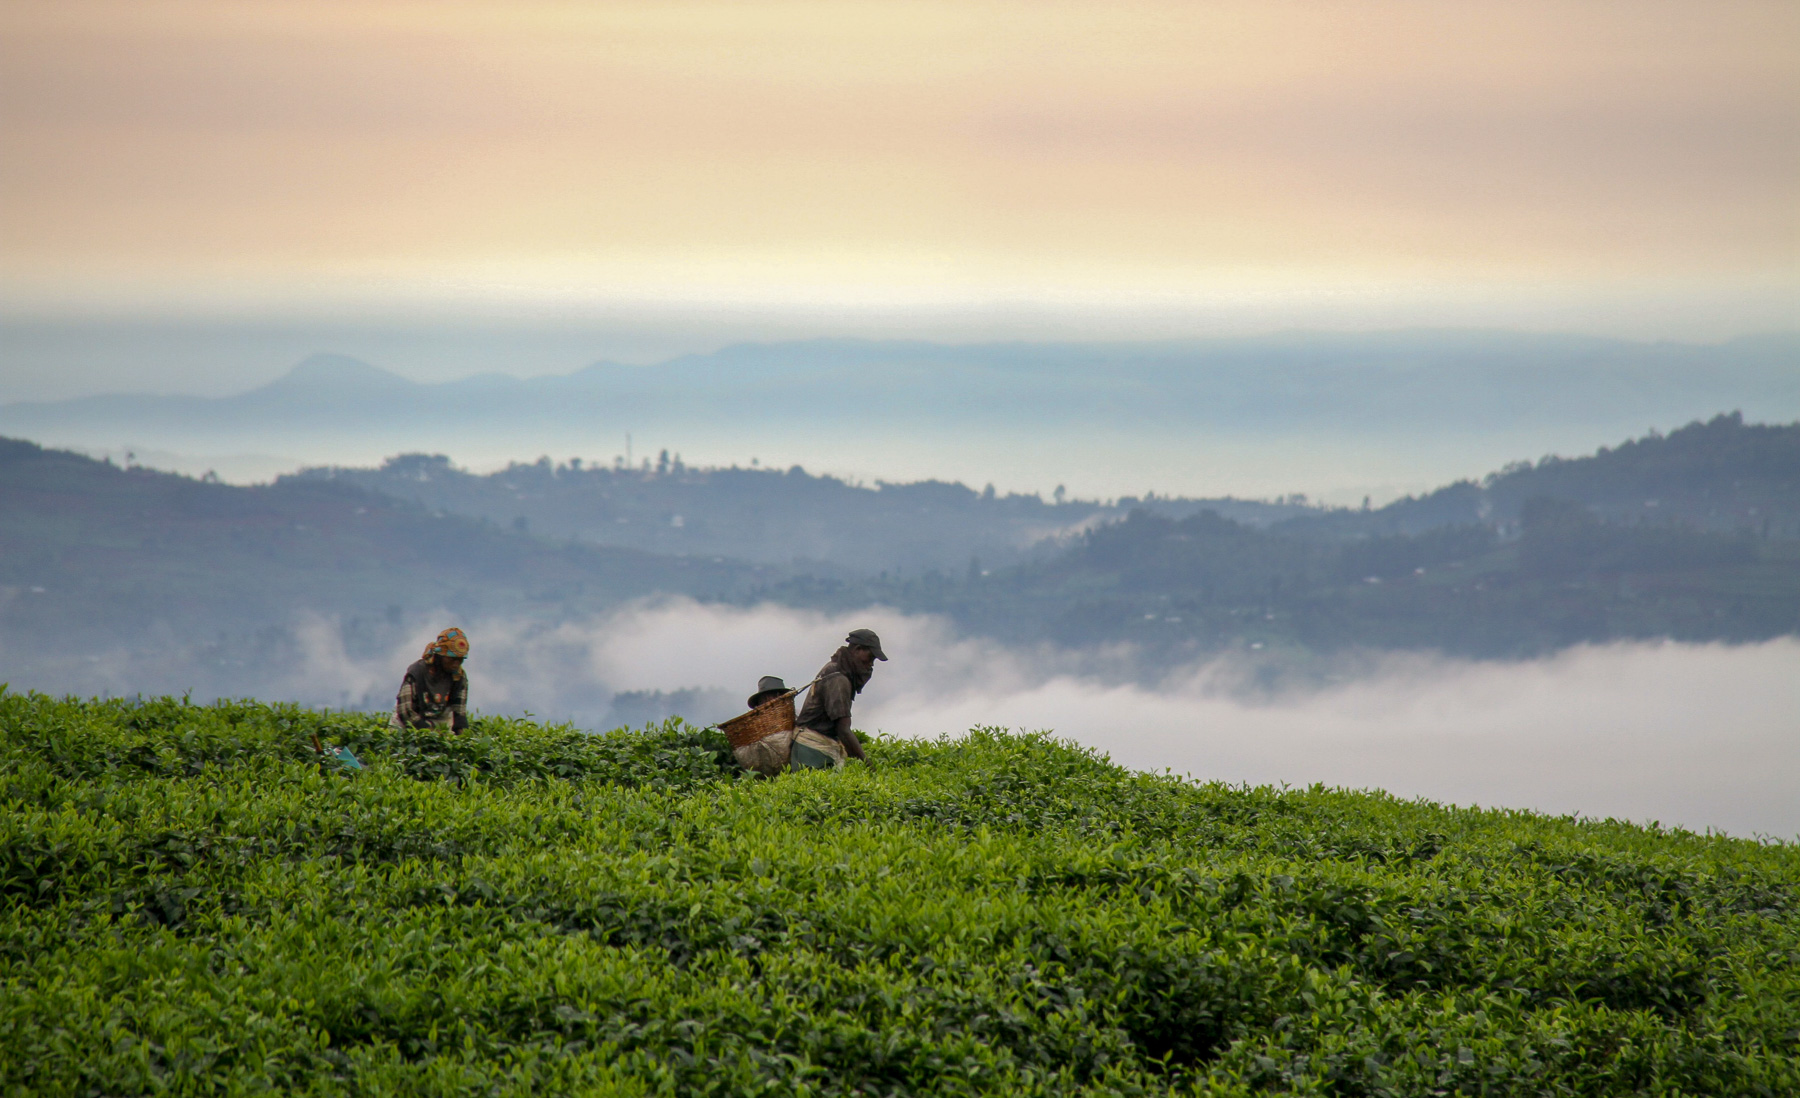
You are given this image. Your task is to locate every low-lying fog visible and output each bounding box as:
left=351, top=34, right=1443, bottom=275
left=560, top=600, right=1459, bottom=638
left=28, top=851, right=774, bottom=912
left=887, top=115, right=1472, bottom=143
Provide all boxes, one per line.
left=56, top=599, right=1800, bottom=840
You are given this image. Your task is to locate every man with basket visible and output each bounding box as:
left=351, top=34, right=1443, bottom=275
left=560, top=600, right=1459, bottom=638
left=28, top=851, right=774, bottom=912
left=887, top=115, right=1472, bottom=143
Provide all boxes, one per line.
left=721, top=628, right=887, bottom=774
left=791, top=628, right=886, bottom=767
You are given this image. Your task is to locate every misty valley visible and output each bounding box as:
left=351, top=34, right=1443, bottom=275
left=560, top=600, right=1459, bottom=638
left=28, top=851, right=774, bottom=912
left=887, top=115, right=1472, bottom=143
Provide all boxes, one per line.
left=1, top=411, right=1794, bottom=731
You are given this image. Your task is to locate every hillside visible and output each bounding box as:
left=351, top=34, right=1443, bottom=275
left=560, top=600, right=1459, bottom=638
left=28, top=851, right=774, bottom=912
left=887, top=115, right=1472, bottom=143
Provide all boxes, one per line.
left=1278, top=413, right=1800, bottom=540
left=776, top=502, right=1800, bottom=662
left=4, top=415, right=1797, bottom=711
left=3, top=693, right=1796, bottom=1095
left=0, top=438, right=770, bottom=701
left=291, top=453, right=1304, bottom=574
left=767, top=417, right=1800, bottom=660
left=292, top=413, right=1800, bottom=590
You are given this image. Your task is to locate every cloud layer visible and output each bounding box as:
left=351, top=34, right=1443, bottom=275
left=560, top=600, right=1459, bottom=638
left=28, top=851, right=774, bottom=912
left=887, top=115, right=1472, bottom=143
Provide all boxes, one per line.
left=38, top=596, right=1792, bottom=837
left=322, top=600, right=1798, bottom=839
left=873, top=636, right=1800, bottom=841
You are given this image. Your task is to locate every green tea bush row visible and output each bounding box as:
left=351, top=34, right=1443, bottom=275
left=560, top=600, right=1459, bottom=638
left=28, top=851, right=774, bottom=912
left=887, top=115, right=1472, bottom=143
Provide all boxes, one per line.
left=2, top=689, right=1796, bottom=1096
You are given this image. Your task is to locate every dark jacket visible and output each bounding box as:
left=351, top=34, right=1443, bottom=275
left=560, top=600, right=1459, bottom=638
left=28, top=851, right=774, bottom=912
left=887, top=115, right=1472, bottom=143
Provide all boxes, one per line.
left=391, top=658, right=469, bottom=731
left=796, top=647, right=871, bottom=740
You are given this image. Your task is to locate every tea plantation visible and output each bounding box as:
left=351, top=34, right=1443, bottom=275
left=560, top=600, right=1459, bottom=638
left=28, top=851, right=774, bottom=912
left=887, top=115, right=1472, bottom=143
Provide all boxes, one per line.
left=2, top=692, right=1796, bottom=1096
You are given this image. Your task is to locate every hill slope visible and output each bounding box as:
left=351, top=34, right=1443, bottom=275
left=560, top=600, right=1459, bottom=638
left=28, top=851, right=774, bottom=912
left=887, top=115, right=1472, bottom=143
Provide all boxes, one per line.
left=0, top=438, right=770, bottom=700
left=764, top=416, right=1800, bottom=660
left=300, top=414, right=1800, bottom=577
left=5, top=416, right=1797, bottom=707
left=3, top=694, right=1796, bottom=1095
left=1279, top=412, right=1800, bottom=539
left=292, top=452, right=1305, bottom=574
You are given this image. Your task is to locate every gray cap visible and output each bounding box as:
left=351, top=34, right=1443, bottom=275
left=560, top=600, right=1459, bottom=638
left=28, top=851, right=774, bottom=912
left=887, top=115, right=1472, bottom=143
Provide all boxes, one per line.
left=845, top=628, right=888, bottom=660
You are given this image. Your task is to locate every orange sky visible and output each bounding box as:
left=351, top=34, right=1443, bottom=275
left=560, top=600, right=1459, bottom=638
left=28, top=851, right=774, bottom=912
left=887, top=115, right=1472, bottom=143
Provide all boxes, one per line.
left=1, top=0, right=1794, bottom=333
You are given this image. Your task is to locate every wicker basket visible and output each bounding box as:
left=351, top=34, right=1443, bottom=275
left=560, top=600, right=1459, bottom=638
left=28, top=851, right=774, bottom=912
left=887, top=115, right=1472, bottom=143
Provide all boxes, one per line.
left=718, top=690, right=798, bottom=748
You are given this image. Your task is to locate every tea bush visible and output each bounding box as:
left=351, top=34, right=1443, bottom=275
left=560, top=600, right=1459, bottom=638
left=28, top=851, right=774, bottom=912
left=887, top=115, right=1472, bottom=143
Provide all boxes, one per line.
left=2, top=690, right=1795, bottom=1096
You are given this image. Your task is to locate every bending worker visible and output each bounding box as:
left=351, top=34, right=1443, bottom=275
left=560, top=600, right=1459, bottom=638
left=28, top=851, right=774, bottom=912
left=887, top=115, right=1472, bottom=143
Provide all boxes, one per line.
left=746, top=675, right=790, bottom=709
left=391, top=627, right=471, bottom=732
left=794, top=627, right=886, bottom=762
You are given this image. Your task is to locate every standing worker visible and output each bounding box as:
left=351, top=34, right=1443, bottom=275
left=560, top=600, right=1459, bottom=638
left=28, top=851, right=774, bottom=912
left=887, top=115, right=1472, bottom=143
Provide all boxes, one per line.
left=794, top=628, right=886, bottom=764
left=391, top=627, right=471, bottom=732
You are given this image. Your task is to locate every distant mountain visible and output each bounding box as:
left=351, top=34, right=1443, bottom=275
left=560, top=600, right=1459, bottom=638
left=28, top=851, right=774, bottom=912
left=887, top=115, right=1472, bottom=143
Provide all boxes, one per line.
left=12, top=331, right=1800, bottom=432
left=4, top=332, right=1796, bottom=499
left=7, top=352, right=415, bottom=423
left=246, top=352, right=415, bottom=400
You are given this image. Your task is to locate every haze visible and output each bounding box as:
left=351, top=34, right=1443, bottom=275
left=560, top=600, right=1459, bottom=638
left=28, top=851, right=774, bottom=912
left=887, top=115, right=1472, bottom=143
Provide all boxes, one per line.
left=2, top=0, right=1794, bottom=352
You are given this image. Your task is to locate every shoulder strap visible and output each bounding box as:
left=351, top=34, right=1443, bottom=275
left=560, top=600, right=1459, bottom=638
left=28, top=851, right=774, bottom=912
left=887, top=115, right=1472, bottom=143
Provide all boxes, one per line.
left=794, top=674, right=828, bottom=705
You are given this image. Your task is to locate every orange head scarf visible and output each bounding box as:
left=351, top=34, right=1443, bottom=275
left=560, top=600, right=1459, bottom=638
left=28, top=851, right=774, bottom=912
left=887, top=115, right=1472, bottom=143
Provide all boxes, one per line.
left=423, top=627, right=470, bottom=661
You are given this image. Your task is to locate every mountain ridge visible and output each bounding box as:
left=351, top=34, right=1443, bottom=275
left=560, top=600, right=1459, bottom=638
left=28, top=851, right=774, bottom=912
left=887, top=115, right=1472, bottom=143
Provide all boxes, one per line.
left=8, top=329, right=1797, bottom=421
left=259, top=352, right=414, bottom=392
left=6, top=330, right=1796, bottom=507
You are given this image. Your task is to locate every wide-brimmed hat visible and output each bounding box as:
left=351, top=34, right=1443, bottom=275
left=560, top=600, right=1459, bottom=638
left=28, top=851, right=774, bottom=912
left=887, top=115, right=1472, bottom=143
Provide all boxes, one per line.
left=845, top=628, right=888, bottom=660
left=746, top=675, right=789, bottom=709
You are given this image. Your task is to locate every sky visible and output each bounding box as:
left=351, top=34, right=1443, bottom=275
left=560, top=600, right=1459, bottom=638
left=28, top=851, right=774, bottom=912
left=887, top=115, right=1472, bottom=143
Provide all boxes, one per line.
left=1, top=0, right=1795, bottom=351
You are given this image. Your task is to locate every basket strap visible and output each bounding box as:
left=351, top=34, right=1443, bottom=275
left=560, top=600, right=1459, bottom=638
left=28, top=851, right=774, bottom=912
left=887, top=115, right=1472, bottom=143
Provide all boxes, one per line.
left=790, top=675, right=833, bottom=733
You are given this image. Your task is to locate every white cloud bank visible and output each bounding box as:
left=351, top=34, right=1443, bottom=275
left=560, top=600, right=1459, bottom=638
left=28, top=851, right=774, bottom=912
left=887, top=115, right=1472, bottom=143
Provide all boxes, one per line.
left=211, top=598, right=1800, bottom=839
left=388, top=599, right=1793, bottom=840
left=872, top=638, right=1800, bottom=841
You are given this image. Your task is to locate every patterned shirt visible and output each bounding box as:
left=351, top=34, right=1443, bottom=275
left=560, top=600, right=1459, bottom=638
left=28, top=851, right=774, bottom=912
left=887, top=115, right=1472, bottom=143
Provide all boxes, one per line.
left=391, top=659, right=469, bottom=731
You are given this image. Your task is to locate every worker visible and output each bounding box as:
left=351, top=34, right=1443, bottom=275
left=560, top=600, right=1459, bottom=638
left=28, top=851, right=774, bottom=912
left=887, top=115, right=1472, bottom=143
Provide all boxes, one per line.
left=794, top=627, right=886, bottom=763
left=391, top=627, right=470, bottom=732
left=746, top=675, right=790, bottom=709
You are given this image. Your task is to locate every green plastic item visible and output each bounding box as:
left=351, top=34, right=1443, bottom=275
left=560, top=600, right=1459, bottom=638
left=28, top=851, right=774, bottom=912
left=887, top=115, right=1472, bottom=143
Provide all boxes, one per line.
left=310, top=734, right=364, bottom=771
